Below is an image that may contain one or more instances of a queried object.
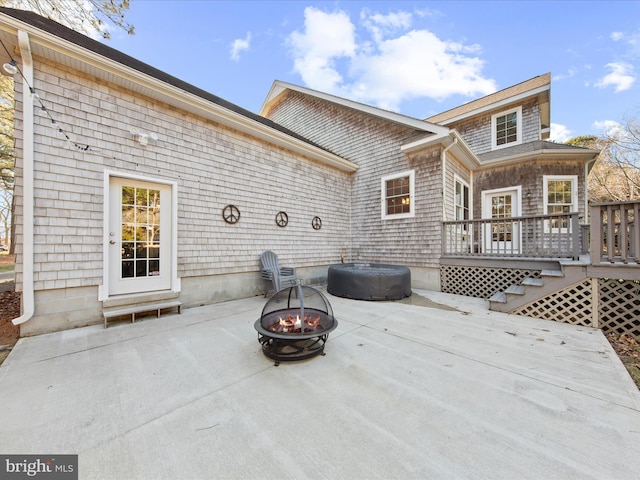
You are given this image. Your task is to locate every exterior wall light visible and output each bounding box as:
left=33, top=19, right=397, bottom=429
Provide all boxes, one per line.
left=3, top=60, right=17, bottom=75
left=129, top=127, right=159, bottom=146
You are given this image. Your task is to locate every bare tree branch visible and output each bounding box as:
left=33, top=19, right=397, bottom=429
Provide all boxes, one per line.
left=2, top=0, right=134, bottom=38
left=571, top=118, right=640, bottom=202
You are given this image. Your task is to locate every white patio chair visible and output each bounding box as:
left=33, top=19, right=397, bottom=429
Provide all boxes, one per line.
left=260, top=250, right=297, bottom=296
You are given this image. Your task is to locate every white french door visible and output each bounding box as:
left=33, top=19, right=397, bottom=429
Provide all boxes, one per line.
left=483, top=188, right=520, bottom=254
left=108, top=177, right=172, bottom=295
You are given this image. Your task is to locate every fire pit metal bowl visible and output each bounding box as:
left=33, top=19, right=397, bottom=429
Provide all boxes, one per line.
left=254, top=285, right=338, bottom=365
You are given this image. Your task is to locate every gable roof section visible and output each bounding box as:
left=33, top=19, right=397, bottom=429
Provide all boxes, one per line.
left=262, top=80, right=451, bottom=136
left=426, top=73, right=551, bottom=127
left=0, top=7, right=358, bottom=172
left=261, top=80, right=481, bottom=167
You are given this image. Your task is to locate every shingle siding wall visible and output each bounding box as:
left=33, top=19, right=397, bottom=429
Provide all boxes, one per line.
left=14, top=59, right=351, bottom=295
left=452, top=100, right=540, bottom=155
left=473, top=159, right=586, bottom=218
left=265, top=92, right=443, bottom=267
left=444, top=154, right=472, bottom=222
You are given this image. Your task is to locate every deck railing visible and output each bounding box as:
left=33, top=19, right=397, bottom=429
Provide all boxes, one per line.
left=442, top=212, right=581, bottom=259
left=590, top=201, right=640, bottom=265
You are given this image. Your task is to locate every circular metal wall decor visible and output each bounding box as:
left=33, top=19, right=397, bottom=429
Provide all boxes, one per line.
left=222, top=204, right=241, bottom=224
left=275, top=211, right=289, bottom=227
left=312, top=216, right=322, bottom=230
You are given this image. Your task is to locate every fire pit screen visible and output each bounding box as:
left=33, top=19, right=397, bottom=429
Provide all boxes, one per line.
left=254, top=285, right=338, bottom=365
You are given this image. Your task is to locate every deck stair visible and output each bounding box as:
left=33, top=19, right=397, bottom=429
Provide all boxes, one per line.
left=489, top=261, right=588, bottom=313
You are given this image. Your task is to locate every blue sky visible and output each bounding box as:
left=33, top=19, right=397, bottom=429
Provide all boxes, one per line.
left=104, top=1, right=640, bottom=141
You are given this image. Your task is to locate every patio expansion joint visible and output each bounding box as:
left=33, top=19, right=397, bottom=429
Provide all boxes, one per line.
left=33, top=306, right=262, bottom=364
left=354, top=322, right=640, bottom=414
left=87, top=363, right=275, bottom=452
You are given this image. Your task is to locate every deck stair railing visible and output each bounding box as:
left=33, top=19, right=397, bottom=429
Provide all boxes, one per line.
left=442, top=212, right=580, bottom=259
left=590, top=201, right=640, bottom=265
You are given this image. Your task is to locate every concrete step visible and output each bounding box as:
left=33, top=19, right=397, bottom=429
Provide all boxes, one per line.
left=489, top=291, right=507, bottom=303
left=522, top=277, right=544, bottom=287
left=542, top=269, right=564, bottom=277
left=505, top=285, right=525, bottom=295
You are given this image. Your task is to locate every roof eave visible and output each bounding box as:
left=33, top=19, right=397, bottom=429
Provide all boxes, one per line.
left=400, top=131, right=481, bottom=169
left=0, top=13, right=358, bottom=173
left=435, top=84, right=550, bottom=126
left=478, top=147, right=600, bottom=169
left=261, top=80, right=450, bottom=135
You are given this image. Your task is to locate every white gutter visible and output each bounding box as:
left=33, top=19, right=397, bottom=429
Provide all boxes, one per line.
left=441, top=137, right=458, bottom=221
left=12, top=29, right=34, bottom=326
left=477, top=147, right=600, bottom=169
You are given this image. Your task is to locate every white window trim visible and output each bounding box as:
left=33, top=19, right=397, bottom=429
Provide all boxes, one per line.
left=454, top=174, right=471, bottom=222
left=381, top=170, right=415, bottom=220
left=543, top=175, right=578, bottom=233
left=491, top=106, right=522, bottom=150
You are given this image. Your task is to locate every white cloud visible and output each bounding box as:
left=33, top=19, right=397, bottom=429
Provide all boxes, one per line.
left=611, top=31, right=624, bottom=41
left=628, top=29, right=640, bottom=57
left=287, top=7, right=496, bottom=112
left=362, top=9, right=412, bottom=44
left=549, top=123, right=572, bottom=143
left=287, top=8, right=356, bottom=91
left=552, top=68, right=577, bottom=81
left=414, top=7, right=443, bottom=20
left=349, top=30, right=495, bottom=110
left=230, top=32, right=252, bottom=61
left=593, top=119, right=622, bottom=135
left=595, top=62, right=636, bottom=92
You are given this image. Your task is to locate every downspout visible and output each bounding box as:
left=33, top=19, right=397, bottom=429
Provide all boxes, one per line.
left=441, top=137, right=458, bottom=221
left=12, top=30, right=34, bottom=326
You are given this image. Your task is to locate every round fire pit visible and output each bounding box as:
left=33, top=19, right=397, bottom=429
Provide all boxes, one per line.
left=327, top=263, right=411, bottom=301
left=254, top=285, right=338, bottom=365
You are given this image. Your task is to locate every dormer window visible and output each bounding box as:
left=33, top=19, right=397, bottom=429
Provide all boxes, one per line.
left=491, top=106, right=522, bottom=150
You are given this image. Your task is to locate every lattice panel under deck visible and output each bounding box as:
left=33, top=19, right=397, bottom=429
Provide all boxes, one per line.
left=510, top=279, right=594, bottom=327
left=599, top=279, right=640, bottom=339
left=441, top=265, right=541, bottom=299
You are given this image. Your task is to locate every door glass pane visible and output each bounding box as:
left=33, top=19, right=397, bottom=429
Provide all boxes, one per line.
left=491, top=195, right=512, bottom=218
left=121, top=186, right=161, bottom=278
left=491, top=194, right=513, bottom=241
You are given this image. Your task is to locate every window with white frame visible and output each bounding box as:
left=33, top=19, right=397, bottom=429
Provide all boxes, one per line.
left=491, top=106, right=522, bottom=150
left=544, top=175, right=577, bottom=230
left=381, top=170, right=415, bottom=219
left=454, top=176, right=470, bottom=222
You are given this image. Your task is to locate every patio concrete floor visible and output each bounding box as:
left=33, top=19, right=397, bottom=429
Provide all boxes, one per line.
left=1, top=288, right=639, bottom=480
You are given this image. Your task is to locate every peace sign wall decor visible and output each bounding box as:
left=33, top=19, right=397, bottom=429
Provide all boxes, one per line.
left=275, top=211, right=288, bottom=227
left=222, top=204, right=240, bottom=224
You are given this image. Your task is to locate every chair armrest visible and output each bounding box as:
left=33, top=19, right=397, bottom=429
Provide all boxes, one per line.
left=279, top=266, right=296, bottom=276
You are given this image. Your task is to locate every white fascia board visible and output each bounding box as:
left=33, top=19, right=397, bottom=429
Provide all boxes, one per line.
left=400, top=132, right=449, bottom=152
left=401, top=130, right=480, bottom=169
left=436, top=85, right=550, bottom=126
left=479, top=147, right=600, bottom=169
left=0, top=15, right=358, bottom=173
left=262, top=80, right=450, bottom=136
